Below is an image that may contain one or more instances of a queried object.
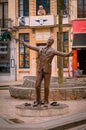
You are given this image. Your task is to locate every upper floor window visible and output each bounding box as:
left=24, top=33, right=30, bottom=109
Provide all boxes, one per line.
left=57, top=0, right=68, bottom=16
left=36, top=0, right=50, bottom=15
left=18, top=0, right=29, bottom=17
left=19, top=33, right=30, bottom=68
left=0, top=1, right=8, bottom=28
left=77, top=0, right=86, bottom=18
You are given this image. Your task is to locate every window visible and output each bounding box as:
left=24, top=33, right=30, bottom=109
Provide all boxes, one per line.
left=57, top=0, right=68, bottom=15
left=0, top=1, right=8, bottom=28
left=19, top=33, right=30, bottom=68
left=57, top=32, right=69, bottom=68
left=36, top=0, right=50, bottom=15
left=77, top=0, right=86, bottom=18
left=18, top=0, right=29, bottom=17
left=63, top=32, right=69, bottom=68
left=0, top=42, right=10, bottom=73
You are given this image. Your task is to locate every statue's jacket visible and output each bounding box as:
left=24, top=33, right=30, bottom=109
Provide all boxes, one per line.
left=37, top=47, right=55, bottom=74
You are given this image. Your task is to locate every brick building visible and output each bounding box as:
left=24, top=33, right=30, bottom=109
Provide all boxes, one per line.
left=0, top=0, right=86, bottom=81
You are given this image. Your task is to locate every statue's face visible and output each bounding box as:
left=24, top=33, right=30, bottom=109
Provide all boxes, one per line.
left=47, top=37, right=54, bottom=46
left=39, top=5, right=43, bottom=10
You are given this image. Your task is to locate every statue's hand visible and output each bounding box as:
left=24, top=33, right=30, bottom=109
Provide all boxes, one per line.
left=20, top=39, right=24, bottom=44
left=15, top=38, right=24, bottom=44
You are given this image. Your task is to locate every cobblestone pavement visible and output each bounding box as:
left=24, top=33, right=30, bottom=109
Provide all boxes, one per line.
left=0, top=90, right=86, bottom=124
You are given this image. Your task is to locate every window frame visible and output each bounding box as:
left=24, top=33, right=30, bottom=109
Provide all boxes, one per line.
left=36, top=0, right=50, bottom=15
left=19, top=33, right=30, bottom=69
left=63, top=32, right=69, bottom=68
left=18, top=0, right=29, bottom=17
left=0, top=1, right=8, bottom=28
left=77, top=0, right=86, bottom=18
left=57, top=32, right=69, bottom=68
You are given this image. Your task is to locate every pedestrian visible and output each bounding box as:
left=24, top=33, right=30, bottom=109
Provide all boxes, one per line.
left=20, top=36, right=72, bottom=106
left=37, top=5, right=46, bottom=16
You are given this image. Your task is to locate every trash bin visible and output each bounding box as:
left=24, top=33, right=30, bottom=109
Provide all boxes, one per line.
left=80, top=70, right=83, bottom=75
left=74, top=69, right=80, bottom=78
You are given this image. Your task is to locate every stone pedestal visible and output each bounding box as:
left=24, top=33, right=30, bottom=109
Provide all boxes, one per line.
left=16, top=102, right=69, bottom=117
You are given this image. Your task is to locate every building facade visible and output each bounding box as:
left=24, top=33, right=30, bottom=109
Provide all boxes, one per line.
left=0, top=0, right=86, bottom=81
left=72, top=0, right=86, bottom=77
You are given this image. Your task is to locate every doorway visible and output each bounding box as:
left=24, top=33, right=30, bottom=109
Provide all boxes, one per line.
left=77, top=49, right=86, bottom=74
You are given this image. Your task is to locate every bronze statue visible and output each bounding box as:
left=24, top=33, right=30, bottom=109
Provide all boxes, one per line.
left=20, top=37, right=72, bottom=106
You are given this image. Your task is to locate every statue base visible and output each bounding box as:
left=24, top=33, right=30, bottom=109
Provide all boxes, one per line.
left=16, top=102, right=69, bottom=117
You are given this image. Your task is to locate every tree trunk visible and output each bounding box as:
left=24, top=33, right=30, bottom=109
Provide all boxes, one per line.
left=57, top=0, right=63, bottom=86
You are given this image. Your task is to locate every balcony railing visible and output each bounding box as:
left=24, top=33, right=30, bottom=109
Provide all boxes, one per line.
left=29, top=15, right=54, bottom=27
left=17, top=15, right=69, bottom=27
left=18, top=15, right=54, bottom=27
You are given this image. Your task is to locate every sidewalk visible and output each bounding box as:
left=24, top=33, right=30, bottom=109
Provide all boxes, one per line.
left=0, top=80, right=23, bottom=87
left=0, top=90, right=86, bottom=123
left=0, top=90, right=86, bottom=129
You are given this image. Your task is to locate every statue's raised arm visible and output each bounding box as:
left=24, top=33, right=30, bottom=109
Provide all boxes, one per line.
left=54, top=50, right=73, bottom=57
left=7, top=30, right=39, bottom=52
left=18, top=39, right=39, bottom=52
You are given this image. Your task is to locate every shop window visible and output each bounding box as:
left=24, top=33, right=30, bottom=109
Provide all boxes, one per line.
left=19, top=33, right=30, bottom=68
left=77, top=0, right=86, bottom=18
left=0, top=42, right=10, bottom=73
left=57, top=0, right=68, bottom=16
left=18, top=0, right=29, bottom=17
left=36, top=0, right=50, bottom=15
left=0, top=1, right=8, bottom=28
left=57, top=32, right=69, bottom=68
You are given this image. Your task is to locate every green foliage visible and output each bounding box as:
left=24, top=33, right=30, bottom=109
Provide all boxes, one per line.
left=0, top=31, right=11, bottom=41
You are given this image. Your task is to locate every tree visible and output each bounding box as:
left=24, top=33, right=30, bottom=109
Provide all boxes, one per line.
left=57, top=0, right=64, bottom=86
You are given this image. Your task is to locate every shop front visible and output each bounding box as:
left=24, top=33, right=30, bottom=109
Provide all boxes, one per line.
left=72, top=20, right=86, bottom=77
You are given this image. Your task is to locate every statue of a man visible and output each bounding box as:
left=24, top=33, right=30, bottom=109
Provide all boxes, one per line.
left=37, top=5, right=46, bottom=16
left=20, top=37, right=72, bottom=106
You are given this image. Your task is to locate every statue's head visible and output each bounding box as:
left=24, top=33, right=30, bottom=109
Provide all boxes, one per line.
left=39, top=5, right=43, bottom=10
left=47, top=36, right=54, bottom=46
